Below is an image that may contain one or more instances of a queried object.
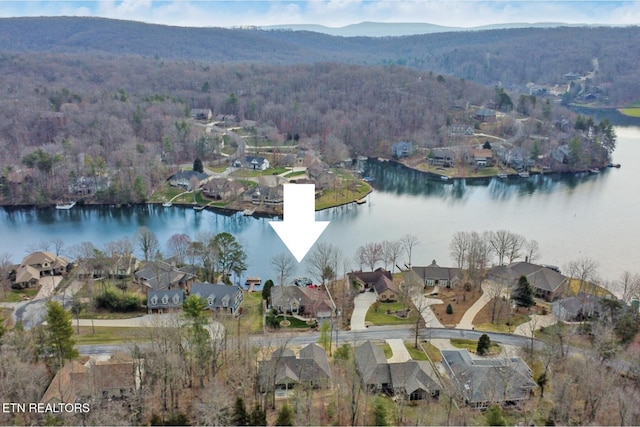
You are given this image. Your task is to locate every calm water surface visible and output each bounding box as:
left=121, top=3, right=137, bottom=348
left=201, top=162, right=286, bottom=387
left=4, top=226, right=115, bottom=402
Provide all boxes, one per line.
left=2, top=126, right=639, bottom=282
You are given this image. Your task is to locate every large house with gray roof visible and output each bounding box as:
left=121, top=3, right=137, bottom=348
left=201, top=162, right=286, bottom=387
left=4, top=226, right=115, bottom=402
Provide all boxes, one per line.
left=147, top=289, right=184, bottom=314
left=257, top=343, right=331, bottom=393
left=13, top=251, right=69, bottom=289
left=134, top=260, right=197, bottom=293
left=269, top=284, right=335, bottom=321
left=348, top=269, right=400, bottom=302
left=488, top=262, right=568, bottom=301
left=441, top=349, right=537, bottom=409
left=355, top=341, right=440, bottom=401
left=190, top=282, right=244, bottom=315
left=409, top=260, right=463, bottom=289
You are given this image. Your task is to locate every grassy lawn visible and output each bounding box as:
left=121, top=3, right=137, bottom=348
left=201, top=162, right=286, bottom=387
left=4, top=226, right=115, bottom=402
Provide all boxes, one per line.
left=283, top=170, right=307, bottom=178
left=79, top=309, right=146, bottom=320
left=473, top=297, right=530, bottom=333
left=239, top=291, right=263, bottom=335
left=0, top=287, right=39, bottom=303
left=365, top=301, right=417, bottom=326
left=450, top=338, right=502, bottom=356
left=230, top=167, right=289, bottom=178
left=381, top=342, right=393, bottom=358
left=277, top=315, right=314, bottom=329
left=315, top=182, right=371, bottom=210
left=207, top=164, right=229, bottom=173
left=422, top=341, right=442, bottom=362
left=405, top=342, right=429, bottom=360
left=149, top=185, right=184, bottom=203
left=565, top=278, right=613, bottom=297
left=73, top=326, right=146, bottom=345
left=619, top=107, right=640, bottom=117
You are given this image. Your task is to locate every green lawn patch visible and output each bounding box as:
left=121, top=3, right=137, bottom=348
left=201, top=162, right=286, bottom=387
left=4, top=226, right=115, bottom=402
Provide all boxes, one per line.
left=450, top=338, right=502, bottom=355
left=239, top=291, right=264, bottom=335
left=315, top=182, right=371, bottom=210
left=618, top=108, right=640, bottom=118
left=207, top=164, right=229, bottom=173
left=365, top=300, right=416, bottom=326
left=475, top=314, right=530, bottom=333
left=422, top=341, right=442, bottom=362
left=276, top=315, right=312, bottom=329
left=149, top=185, right=184, bottom=203
left=230, top=167, right=289, bottom=178
left=405, top=342, right=429, bottom=360
left=74, top=326, right=146, bottom=345
left=283, top=170, right=307, bottom=178
left=380, top=343, right=393, bottom=358
left=0, top=287, right=39, bottom=303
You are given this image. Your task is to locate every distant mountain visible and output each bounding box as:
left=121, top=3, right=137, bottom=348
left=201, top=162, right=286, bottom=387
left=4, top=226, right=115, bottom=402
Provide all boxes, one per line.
left=0, top=17, right=638, bottom=105
left=260, top=21, right=589, bottom=37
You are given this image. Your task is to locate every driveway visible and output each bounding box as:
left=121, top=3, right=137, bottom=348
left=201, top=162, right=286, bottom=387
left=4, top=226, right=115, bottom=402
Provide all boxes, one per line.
left=412, top=293, right=444, bottom=328
left=513, top=313, right=557, bottom=337
left=456, top=281, right=506, bottom=329
left=350, top=291, right=377, bottom=331
left=386, top=338, right=411, bottom=363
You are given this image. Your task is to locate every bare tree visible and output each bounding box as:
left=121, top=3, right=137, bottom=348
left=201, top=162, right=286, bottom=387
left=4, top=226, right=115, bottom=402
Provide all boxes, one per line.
left=104, top=237, right=135, bottom=257
left=51, top=238, right=65, bottom=256
left=400, top=234, right=420, bottom=267
left=611, top=271, right=640, bottom=304
left=136, top=226, right=159, bottom=262
left=166, top=233, right=191, bottom=265
left=467, top=231, right=491, bottom=294
left=0, top=252, right=12, bottom=297
left=449, top=231, right=471, bottom=269
left=357, top=242, right=383, bottom=271
left=505, top=232, right=526, bottom=263
left=306, top=242, right=341, bottom=285
left=382, top=239, right=403, bottom=272
left=525, top=239, right=541, bottom=263
left=566, top=257, right=599, bottom=295
left=271, top=252, right=297, bottom=286
left=484, top=230, right=511, bottom=266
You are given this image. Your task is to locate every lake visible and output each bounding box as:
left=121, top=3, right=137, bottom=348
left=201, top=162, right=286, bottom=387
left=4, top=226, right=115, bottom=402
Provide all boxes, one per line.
left=1, top=126, right=639, bottom=284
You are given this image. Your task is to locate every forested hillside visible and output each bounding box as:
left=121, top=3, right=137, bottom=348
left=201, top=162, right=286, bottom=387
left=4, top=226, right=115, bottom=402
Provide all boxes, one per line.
left=1, top=17, right=639, bottom=105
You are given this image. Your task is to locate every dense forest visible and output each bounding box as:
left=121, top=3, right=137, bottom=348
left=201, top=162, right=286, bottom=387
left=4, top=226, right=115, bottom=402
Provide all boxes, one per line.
left=1, top=18, right=639, bottom=105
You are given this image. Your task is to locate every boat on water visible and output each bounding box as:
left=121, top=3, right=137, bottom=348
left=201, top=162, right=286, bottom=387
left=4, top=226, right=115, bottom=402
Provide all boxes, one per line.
left=497, top=173, right=508, bottom=179
left=518, top=171, right=530, bottom=178
left=440, top=175, right=450, bottom=181
left=162, top=202, right=172, bottom=207
left=243, top=208, right=256, bottom=216
left=55, top=201, right=76, bottom=210
left=607, top=163, right=621, bottom=168
left=589, top=168, right=600, bottom=174
left=363, top=176, right=374, bottom=182
left=193, top=205, right=205, bottom=211
left=356, top=198, right=367, bottom=205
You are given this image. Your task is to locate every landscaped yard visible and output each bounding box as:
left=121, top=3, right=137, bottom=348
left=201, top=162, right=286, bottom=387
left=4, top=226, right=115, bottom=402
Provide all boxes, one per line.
left=430, top=288, right=481, bottom=327
left=404, top=342, right=429, bottom=360
left=365, top=300, right=417, bottom=326
left=230, top=167, right=289, bottom=178
left=473, top=297, right=530, bottom=333
left=316, top=181, right=371, bottom=210
left=0, top=287, right=39, bottom=303
left=450, top=338, right=502, bottom=356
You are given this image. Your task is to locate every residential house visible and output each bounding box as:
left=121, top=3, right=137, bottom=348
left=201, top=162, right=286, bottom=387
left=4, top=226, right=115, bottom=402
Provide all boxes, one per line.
left=244, top=186, right=284, bottom=207
left=13, top=251, right=68, bottom=289
left=190, top=108, right=213, bottom=121
left=474, top=108, right=496, bottom=122
left=551, top=145, right=570, bottom=165
left=269, top=285, right=335, bottom=321
left=472, top=149, right=493, bottom=167
left=409, top=260, right=463, bottom=289
left=449, top=125, right=475, bottom=137
left=355, top=341, right=440, bottom=400
left=233, top=156, right=270, bottom=171
left=441, top=349, right=537, bottom=409
left=392, top=141, right=413, bottom=159
left=488, top=262, right=569, bottom=301
left=41, top=354, right=139, bottom=404
left=258, top=343, right=332, bottom=394
left=147, top=289, right=184, bottom=314
left=77, top=253, right=138, bottom=280
left=550, top=294, right=604, bottom=321
left=190, top=282, right=244, bottom=315
left=203, top=178, right=245, bottom=201
left=134, top=260, right=197, bottom=293
left=428, top=148, right=455, bottom=168
left=68, top=176, right=110, bottom=195
left=168, top=170, right=208, bottom=189
left=348, top=269, right=400, bottom=302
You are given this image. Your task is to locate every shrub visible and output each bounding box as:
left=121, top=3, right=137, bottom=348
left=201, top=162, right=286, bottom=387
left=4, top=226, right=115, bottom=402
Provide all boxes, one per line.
left=446, top=303, right=453, bottom=315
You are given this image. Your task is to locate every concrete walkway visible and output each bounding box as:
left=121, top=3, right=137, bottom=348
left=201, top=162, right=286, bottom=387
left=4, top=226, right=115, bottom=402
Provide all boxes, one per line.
left=350, top=291, right=377, bottom=331
left=456, top=281, right=506, bottom=329
left=513, top=313, right=558, bottom=337
left=411, top=293, right=445, bottom=328
left=386, top=338, right=411, bottom=363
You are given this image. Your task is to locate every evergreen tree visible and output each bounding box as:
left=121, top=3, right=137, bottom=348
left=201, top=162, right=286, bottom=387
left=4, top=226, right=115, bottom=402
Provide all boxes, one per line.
left=45, top=300, right=78, bottom=369
left=232, top=396, right=248, bottom=426
left=249, top=404, right=267, bottom=426
left=485, top=404, right=506, bottom=426
left=477, top=333, right=491, bottom=356
left=512, top=275, right=535, bottom=308
left=373, top=396, right=388, bottom=426
left=275, top=403, right=294, bottom=426
left=193, top=158, right=204, bottom=173
left=446, top=303, right=453, bottom=315
left=262, top=279, right=274, bottom=302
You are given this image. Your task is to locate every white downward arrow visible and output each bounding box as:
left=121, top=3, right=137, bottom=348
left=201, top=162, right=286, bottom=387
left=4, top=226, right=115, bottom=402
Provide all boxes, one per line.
left=269, top=184, right=330, bottom=262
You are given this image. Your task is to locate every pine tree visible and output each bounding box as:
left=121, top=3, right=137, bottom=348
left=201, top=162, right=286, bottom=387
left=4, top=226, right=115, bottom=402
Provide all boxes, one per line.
left=275, top=403, right=294, bottom=426
left=249, top=404, right=267, bottom=426
left=477, top=333, right=491, bottom=356
left=232, top=396, right=248, bottom=426
left=193, top=157, right=204, bottom=173
left=373, top=396, right=388, bottom=426
left=45, top=300, right=78, bottom=369
left=446, top=303, right=453, bottom=315
left=512, top=275, right=534, bottom=308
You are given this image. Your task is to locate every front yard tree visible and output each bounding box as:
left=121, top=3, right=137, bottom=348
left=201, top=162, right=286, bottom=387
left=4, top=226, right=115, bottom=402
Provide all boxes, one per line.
left=213, top=232, right=247, bottom=281
left=232, top=396, right=248, bottom=426
left=136, top=226, right=159, bottom=261
left=193, top=157, right=204, bottom=173
left=166, top=233, right=191, bottom=266
left=306, top=242, right=341, bottom=285
left=275, top=403, right=294, bottom=426
left=477, top=333, right=491, bottom=356
left=512, top=275, right=534, bottom=308
left=45, top=300, right=79, bottom=369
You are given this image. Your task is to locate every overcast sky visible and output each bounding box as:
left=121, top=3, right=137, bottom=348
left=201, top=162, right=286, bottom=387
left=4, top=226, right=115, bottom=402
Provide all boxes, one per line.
left=2, top=0, right=639, bottom=28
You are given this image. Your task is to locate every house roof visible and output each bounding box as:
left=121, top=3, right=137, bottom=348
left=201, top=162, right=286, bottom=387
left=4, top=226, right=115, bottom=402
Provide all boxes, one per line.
left=258, top=343, right=331, bottom=390
left=441, top=349, right=537, bottom=405
left=270, top=285, right=335, bottom=316
left=348, top=269, right=393, bottom=288
left=355, top=341, right=391, bottom=386
left=147, top=289, right=184, bottom=309
left=15, top=265, right=40, bottom=284
left=135, top=261, right=196, bottom=291
left=21, top=251, right=68, bottom=270
left=41, top=360, right=89, bottom=403
left=488, top=262, right=567, bottom=293
left=190, top=282, right=243, bottom=309
left=373, top=274, right=399, bottom=295
left=411, top=261, right=462, bottom=282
